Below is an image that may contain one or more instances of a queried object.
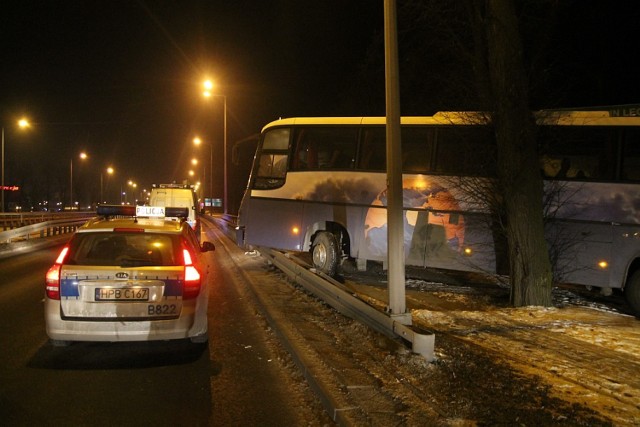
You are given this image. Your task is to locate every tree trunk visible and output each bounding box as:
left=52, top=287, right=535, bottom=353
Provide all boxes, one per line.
left=485, top=0, right=553, bottom=307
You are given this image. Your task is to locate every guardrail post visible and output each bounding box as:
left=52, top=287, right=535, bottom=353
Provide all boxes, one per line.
left=412, top=332, right=435, bottom=360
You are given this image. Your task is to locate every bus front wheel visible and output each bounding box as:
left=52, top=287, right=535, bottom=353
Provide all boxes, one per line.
left=626, top=271, right=640, bottom=318
left=312, top=232, right=339, bottom=277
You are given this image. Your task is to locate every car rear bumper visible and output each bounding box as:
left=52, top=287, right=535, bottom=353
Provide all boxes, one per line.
left=44, top=299, right=207, bottom=342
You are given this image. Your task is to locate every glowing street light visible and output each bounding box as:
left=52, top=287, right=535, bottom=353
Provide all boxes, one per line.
left=100, top=166, right=114, bottom=204
left=193, top=135, right=213, bottom=209
left=121, top=180, right=136, bottom=204
left=201, top=79, right=228, bottom=213
left=2, top=118, right=31, bottom=212
left=203, top=79, right=213, bottom=97
left=189, top=159, right=199, bottom=185
left=70, top=152, right=88, bottom=209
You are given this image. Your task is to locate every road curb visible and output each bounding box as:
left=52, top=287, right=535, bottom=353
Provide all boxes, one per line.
left=204, top=216, right=363, bottom=426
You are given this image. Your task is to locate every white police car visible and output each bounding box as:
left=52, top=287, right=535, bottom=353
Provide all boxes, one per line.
left=44, top=204, right=214, bottom=345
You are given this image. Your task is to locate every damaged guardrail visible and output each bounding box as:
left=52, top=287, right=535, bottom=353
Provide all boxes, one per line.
left=259, top=247, right=435, bottom=362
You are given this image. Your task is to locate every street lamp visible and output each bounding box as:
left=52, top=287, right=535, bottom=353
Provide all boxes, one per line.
left=193, top=135, right=213, bottom=210
left=70, top=152, right=88, bottom=209
left=202, top=79, right=228, bottom=214
left=122, top=180, right=136, bottom=205
left=2, top=118, right=30, bottom=212
left=100, top=166, right=114, bottom=204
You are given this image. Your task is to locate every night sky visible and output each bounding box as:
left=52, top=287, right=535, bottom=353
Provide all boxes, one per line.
left=0, top=1, right=380, bottom=209
left=1, top=1, right=638, bottom=212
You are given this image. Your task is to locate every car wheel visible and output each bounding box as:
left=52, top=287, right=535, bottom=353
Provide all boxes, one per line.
left=312, top=232, right=339, bottom=277
left=625, top=270, right=640, bottom=318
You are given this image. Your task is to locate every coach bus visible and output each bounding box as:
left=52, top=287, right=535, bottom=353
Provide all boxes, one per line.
left=236, top=109, right=640, bottom=315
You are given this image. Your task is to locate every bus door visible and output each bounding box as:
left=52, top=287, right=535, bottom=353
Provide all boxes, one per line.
left=243, top=127, right=305, bottom=250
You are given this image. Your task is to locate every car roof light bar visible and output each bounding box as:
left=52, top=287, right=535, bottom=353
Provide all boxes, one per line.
left=95, top=204, right=189, bottom=221
left=97, top=204, right=136, bottom=217
left=165, top=207, right=189, bottom=219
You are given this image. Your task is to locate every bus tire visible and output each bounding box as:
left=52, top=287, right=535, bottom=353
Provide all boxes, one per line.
left=312, top=232, right=339, bottom=277
left=625, top=271, right=640, bottom=317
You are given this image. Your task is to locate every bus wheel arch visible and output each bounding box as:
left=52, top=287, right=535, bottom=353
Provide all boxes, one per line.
left=309, top=222, right=350, bottom=277
left=625, top=262, right=640, bottom=317
left=312, top=232, right=339, bottom=276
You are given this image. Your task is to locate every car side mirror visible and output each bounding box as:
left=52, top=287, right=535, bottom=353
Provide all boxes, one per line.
left=201, top=241, right=216, bottom=252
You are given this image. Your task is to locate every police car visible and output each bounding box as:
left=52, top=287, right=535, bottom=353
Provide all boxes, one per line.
left=44, top=204, right=215, bottom=345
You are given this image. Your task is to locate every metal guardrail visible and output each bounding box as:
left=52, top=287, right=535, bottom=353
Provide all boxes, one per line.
left=0, top=216, right=94, bottom=243
left=0, top=212, right=94, bottom=231
left=258, top=247, right=435, bottom=361
left=203, top=214, right=435, bottom=360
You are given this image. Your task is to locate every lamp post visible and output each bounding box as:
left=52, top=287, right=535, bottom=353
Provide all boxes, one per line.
left=2, top=127, right=6, bottom=213
left=202, top=80, right=228, bottom=214
left=2, top=118, right=30, bottom=213
left=122, top=180, right=136, bottom=205
left=100, top=166, right=114, bottom=204
left=70, top=152, right=88, bottom=209
left=193, top=136, right=213, bottom=210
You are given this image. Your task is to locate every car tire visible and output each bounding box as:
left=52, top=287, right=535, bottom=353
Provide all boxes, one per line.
left=625, top=270, right=640, bottom=318
left=50, top=339, right=71, bottom=347
left=312, top=231, right=339, bottom=277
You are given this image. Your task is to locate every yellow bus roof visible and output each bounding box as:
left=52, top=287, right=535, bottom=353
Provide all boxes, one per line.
left=262, top=109, right=640, bottom=132
left=261, top=113, right=488, bottom=131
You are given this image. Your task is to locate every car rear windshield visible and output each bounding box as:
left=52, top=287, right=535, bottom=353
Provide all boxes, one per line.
left=65, top=232, right=181, bottom=267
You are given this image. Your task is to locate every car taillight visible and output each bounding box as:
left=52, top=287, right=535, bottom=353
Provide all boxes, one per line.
left=45, top=246, right=69, bottom=300
left=45, top=265, right=62, bottom=299
left=182, top=248, right=201, bottom=299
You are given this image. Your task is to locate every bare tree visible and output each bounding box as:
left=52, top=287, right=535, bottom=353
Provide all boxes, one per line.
left=401, top=0, right=556, bottom=306
left=346, top=1, right=563, bottom=306
left=481, top=0, right=553, bottom=306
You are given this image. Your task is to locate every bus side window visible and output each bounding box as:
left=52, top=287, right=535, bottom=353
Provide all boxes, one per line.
left=293, top=127, right=357, bottom=170
left=538, top=126, right=615, bottom=180
left=402, top=127, right=433, bottom=173
left=321, top=128, right=357, bottom=169
left=257, top=128, right=290, bottom=177
left=359, top=128, right=386, bottom=171
left=257, top=153, right=287, bottom=178
left=434, top=126, right=495, bottom=176
left=254, top=128, right=290, bottom=189
left=293, top=130, right=316, bottom=170
left=622, top=128, right=640, bottom=181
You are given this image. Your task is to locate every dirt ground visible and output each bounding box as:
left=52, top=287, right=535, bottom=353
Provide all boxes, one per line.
left=214, top=218, right=640, bottom=425
left=339, top=265, right=640, bottom=426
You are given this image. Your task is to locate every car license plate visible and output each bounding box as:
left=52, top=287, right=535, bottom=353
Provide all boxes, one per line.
left=95, top=288, right=149, bottom=301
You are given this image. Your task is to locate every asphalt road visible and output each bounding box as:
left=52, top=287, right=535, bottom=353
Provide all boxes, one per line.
left=0, top=224, right=326, bottom=426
